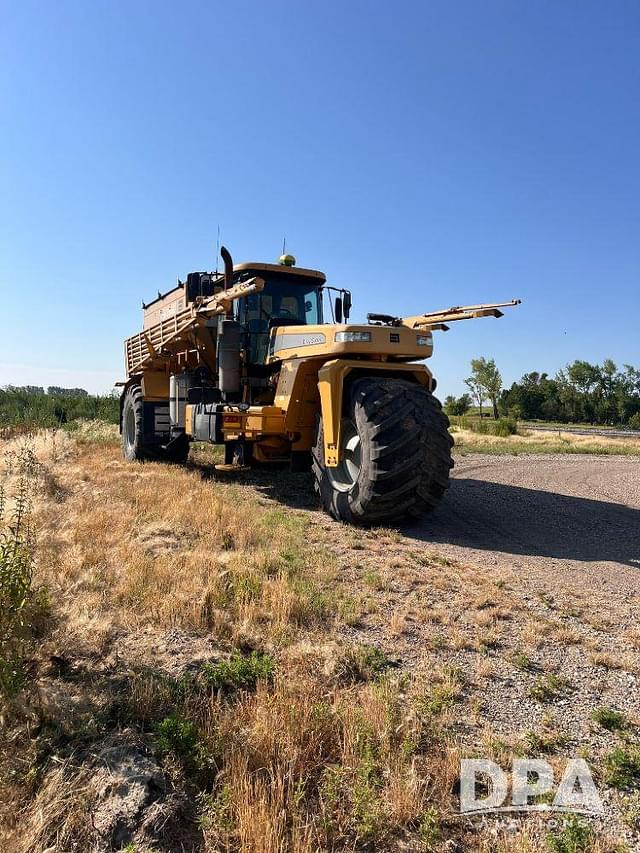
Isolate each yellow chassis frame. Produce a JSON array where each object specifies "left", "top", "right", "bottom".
[
  {"left": 185, "top": 359, "right": 432, "bottom": 467},
  {"left": 317, "top": 359, "right": 432, "bottom": 466}
]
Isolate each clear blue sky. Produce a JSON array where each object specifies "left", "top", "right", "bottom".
[{"left": 1, "top": 0, "right": 638, "bottom": 397}]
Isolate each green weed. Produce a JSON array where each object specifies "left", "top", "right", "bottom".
[
  {"left": 0, "top": 476, "right": 35, "bottom": 696},
  {"left": 201, "top": 651, "right": 276, "bottom": 693},
  {"left": 156, "top": 713, "right": 199, "bottom": 758},
  {"left": 155, "top": 713, "right": 215, "bottom": 781},
  {"left": 523, "top": 728, "right": 567, "bottom": 754},
  {"left": 591, "top": 707, "right": 628, "bottom": 732},
  {"left": 512, "top": 651, "right": 534, "bottom": 671},
  {"left": 418, "top": 807, "right": 441, "bottom": 848},
  {"left": 340, "top": 643, "right": 393, "bottom": 683},
  {"left": 528, "top": 674, "right": 571, "bottom": 703},
  {"left": 603, "top": 746, "right": 640, "bottom": 789},
  {"left": 546, "top": 814, "right": 594, "bottom": 853}
]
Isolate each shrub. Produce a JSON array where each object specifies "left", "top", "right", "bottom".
[
  {"left": 629, "top": 412, "right": 640, "bottom": 430},
  {"left": 492, "top": 417, "right": 518, "bottom": 437},
  {"left": 156, "top": 713, "right": 199, "bottom": 758},
  {"left": 201, "top": 651, "right": 276, "bottom": 693},
  {"left": 462, "top": 417, "right": 519, "bottom": 437}
]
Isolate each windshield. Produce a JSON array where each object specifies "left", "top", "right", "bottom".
[{"left": 239, "top": 276, "right": 323, "bottom": 363}]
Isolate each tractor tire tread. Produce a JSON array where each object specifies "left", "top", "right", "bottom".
[{"left": 312, "top": 377, "right": 454, "bottom": 525}]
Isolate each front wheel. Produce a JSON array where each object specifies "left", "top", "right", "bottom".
[{"left": 312, "top": 377, "right": 453, "bottom": 525}]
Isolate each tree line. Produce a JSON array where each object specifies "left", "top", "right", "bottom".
[
  {"left": 444, "top": 358, "right": 640, "bottom": 429},
  {"left": 0, "top": 386, "right": 119, "bottom": 430},
  {"left": 7, "top": 385, "right": 90, "bottom": 398}
]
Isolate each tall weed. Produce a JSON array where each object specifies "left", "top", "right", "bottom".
[{"left": 0, "top": 476, "right": 35, "bottom": 696}]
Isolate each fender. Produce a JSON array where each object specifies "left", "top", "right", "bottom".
[{"left": 317, "top": 359, "right": 432, "bottom": 467}]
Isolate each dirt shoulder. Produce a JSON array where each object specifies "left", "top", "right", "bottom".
[{"left": 411, "top": 452, "right": 640, "bottom": 605}]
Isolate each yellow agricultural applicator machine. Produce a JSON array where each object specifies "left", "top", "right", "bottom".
[{"left": 119, "top": 248, "right": 519, "bottom": 524}]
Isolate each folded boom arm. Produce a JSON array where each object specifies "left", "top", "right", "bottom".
[{"left": 403, "top": 299, "right": 521, "bottom": 331}]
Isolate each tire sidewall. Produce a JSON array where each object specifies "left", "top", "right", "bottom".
[
  {"left": 312, "top": 418, "right": 352, "bottom": 523},
  {"left": 122, "top": 387, "right": 144, "bottom": 462},
  {"left": 312, "top": 390, "right": 367, "bottom": 523}
]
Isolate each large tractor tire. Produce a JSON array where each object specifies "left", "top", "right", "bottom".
[
  {"left": 312, "top": 377, "right": 453, "bottom": 525},
  {"left": 122, "top": 384, "right": 147, "bottom": 461},
  {"left": 121, "top": 384, "right": 190, "bottom": 464}
]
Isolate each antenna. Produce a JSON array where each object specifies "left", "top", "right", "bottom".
[
  {"left": 215, "top": 224, "right": 221, "bottom": 274},
  {"left": 282, "top": 236, "right": 286, "bottom": 256}
]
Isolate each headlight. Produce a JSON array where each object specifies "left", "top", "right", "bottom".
[
  {"left": 416, "top": 333, "right": 432, "bottom": 347},
  {"left": 335, "top": 331, "right": 372, "bottom": 343}
]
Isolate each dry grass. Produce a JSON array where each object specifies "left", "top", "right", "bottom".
[
  {"left": 201, "top": 675, "right": 434, "bottom": 850},
  {"left": 1, "top": 426, "right": 636, "bottom": 852},
  {"left": 589, "top": 651, "right": 638, "bottom": 673},
  {"left": 623, "top": 626, "right": 640, "bottom": 650},
  {"left": 33, "top": 444, "right": 336, "bottom": 645},
  {"left": 451, "top": 426, "right": 640, "bottom": 456},
  {"left": 0, "top": 431, "right": 466, "bottom": 852},
  {"left": 473, "top": 655, "right": 494, "bottom": 681}
]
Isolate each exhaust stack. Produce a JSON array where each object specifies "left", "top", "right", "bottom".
[
  {"left": 220, "top": 245, "right": 234, "bottom": 319},
  {"left": 220, "top": 246, "right": 233, "bottom": 291}
]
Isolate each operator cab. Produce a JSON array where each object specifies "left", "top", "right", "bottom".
[{"left": 233, "top": 261, "right": 326, "bottom": 365}]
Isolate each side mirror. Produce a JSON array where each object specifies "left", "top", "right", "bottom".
[
  {"left": 343, "top": 291, "right": 352, "bottom": 321},
  {"left": 334, "top": 296, "right": 343, "bottom": 324}
]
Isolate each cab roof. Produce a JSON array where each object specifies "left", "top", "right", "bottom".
[
  {"left": 144, "top": 262, "right": 327, "bottom": 310},
  {"left": 234, "top": 262, "right": 326, "bottom": 284}
]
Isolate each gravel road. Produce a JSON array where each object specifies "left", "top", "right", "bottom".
[{"left": 404, "top": 453, "right": 640, "bottom": 603}]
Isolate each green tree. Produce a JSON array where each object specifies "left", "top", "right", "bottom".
[
  {"left": 502, "top": 372, "right": 561, "bottom": 421},
  {"left": 566, "top": 360, "right": 600, "bottom": 396},
  {"left": 464, "top": 377, "right": 485, "bottom": 418},
  {"left": 468, "top": 358, "right": 503, "bottom": 419},
  {"left": 619, "top": 365, "right": 640, "bottom": 423},
  {"left": 501, "top": 359, "right": 640, "bottom": 426},
  {"left": 444, "top": 394, "right": 471, "bottom": 416}
]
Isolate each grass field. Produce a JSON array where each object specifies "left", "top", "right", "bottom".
[
  {"left": 1, "top": 426, "right": 639, "bottom": 852},
  {"left": 520, "top": 419, "right": 637, "bottom": 432},
  {"left": 451, "top": 426, "right": 640, "bottom": 456}
]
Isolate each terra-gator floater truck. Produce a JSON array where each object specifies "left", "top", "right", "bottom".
[{"left": 119, "top": 247, "right": 519, "bottom": 524}]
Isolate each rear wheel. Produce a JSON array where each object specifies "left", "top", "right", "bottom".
[
  {"left": 312, "top": 377, "right": 453, "bottom": 524},
  {"left": 122, "top": 384, "right": 190, "bottom": 464},
  {"left": 122, "top": 384, "right": 147, "bottom": 461}
]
